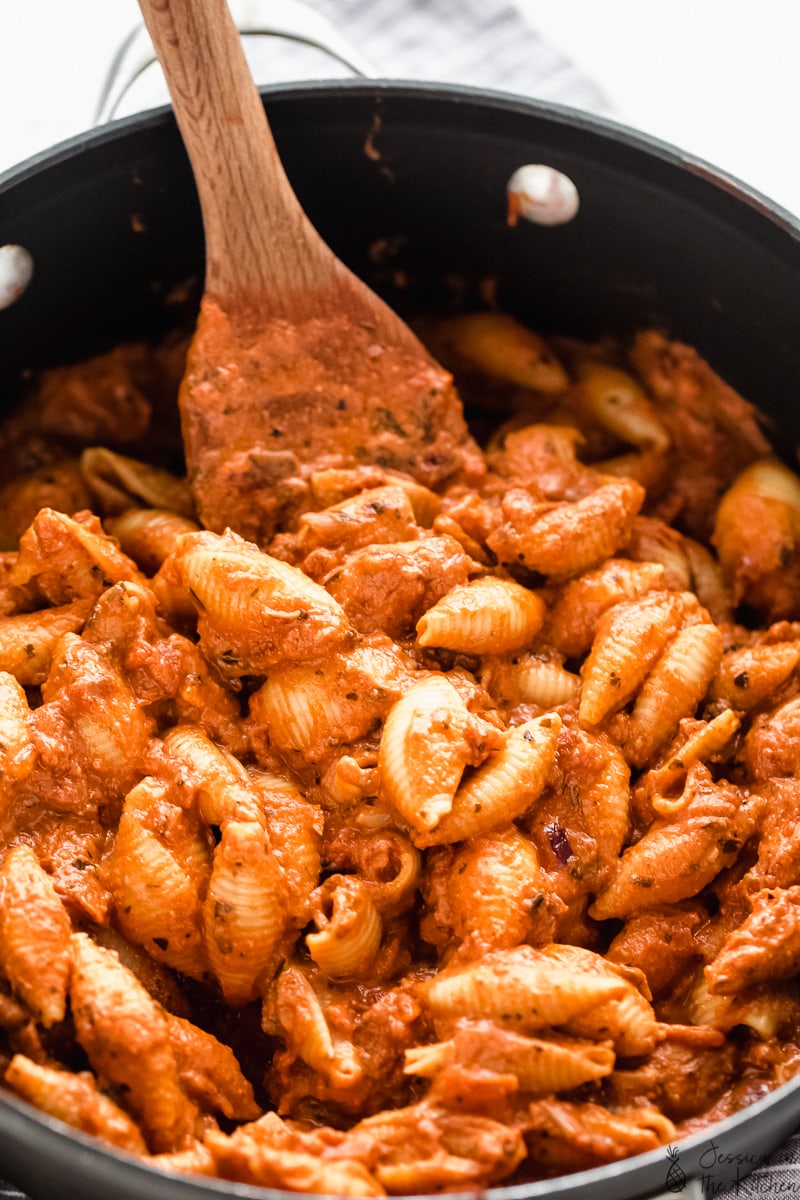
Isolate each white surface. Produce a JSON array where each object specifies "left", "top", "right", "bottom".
[
  {"left": 518, "top": 0, "right": 800, "bottom": 218},
  {"left": 0, "top": 0, "right": 798, "bottom": 220}
]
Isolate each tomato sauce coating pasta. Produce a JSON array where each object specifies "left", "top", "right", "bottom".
[{"left": 0, "top": 315, "right": 798, "bottom": 1194}]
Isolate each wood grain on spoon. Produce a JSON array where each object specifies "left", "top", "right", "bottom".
[{"left": 137, "top": 0, "right": 481, "bottom": 545}]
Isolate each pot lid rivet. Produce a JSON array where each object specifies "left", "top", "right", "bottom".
[
  {"left": 507, "top": 165, "right": 580, "bottom": 227},
  {"left": 0, "top": 245, "right": 34, "bottom": 311}
]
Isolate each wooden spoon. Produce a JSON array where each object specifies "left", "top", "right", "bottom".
[{"left": 137, "top": 0, "right": 480, "bottom": 545}]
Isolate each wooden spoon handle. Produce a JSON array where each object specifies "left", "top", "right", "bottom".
[{"left": 137, "top": 0, "right": 342, "bottom": 311}]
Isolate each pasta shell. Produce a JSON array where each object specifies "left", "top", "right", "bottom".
[
  {"left": 164, "top": 724, "right": 261, "bottom": 825},
  {"left": 687, "top": 975, "right": 798, "bottom": 1040},
  {"left": 516, "top": 656, "right": 581, "bottom": 708},
  {"left": 564, "top": 983, "right": 659, "bottom": 1057},
  {"left": 248, "top": 640, "right": 409, "bottom": 761},
  {"left": 405, "top": 1024, "right": 614, "bottom": 1093},
  {"left": 107, "top": 507, "right": 201, "bottom": 574},
  {"left": 5, "top": 1055, "right": 147, "bottom": 1154},
  {"left": 299, "top": 485, "right": 418, "bottom": 552},
  {"left": 306, "top": 876, "right": 383, "bottom": 980},
  {"left": 709, "top": 642, "right": 800, "bottom": 711},
  {"left": 683, "top": 537, "right": 733, "bottom": 624},
  {"left": 526, "top": 1098, "right": 674, "bottom": 1165},
  {"left": 417, "top": 713, "right": 561, "bottom": 848},
  {"left": 70, "top": 933, "right": 197, "bottom": 1153},
  {"left": 379, "top": 675, "right": 501, "bottom": 834},
  {"left": 0, "top": 845, "right": 71, "bottom": 1026},
  {"left": 419, "top": 945, "right": 627, "bottom": 1033},
  {"left": 577, "top": 361, "right": 670, "bottom": 451},
  {"left": 80, "top": 446, "right": 194, "bottom": 517},
  {"left": 10, "top": 508, "right": 144, "bottom": 604},
  {"left": 546, "top": 559, "right": 665, "bottom": 659},
  {"left": 423, "top": 312, "right": 569, "bottom": 393},
  {"left": 430, "top": 828, "right": 553, "bottom": 955},
  {"left": 579, "top": 592, "right": 685, "bottom": 727},
  {"left": 590, "top": 768, "right": 749, "bottom": 920},
  {"left": 105, "top": 778, "right": 209, "bottom": 979},
  {"left": 488, "top": 477, "right": 646, "bottom": 581},
  {"left": 417, "top": 577, "right": 544, "bottom": 655},
  {"left": 165, "top": 1011, "right": 260, "bottom": 1120},
  {"left": 165, "top": 529, "right": 352, "bottom": 676},
  {"left": 273, "top": 965, "right": 362, "bottom": 1088},
  {"left": 0, "top": 671, "right": 33, "bottom": 799},
  {"left": 360, "top": 832, "right": 421, "bottom": 919},
  {"left": 643, "top": 710, "right": 741, "bottom": 814},
  {"left": 203, "top": 819, "right": 288, "bottom": 1005},
  {"left": 625, "top": 623, "right": 724, "bottom": 768},
  {"left": 248, "top": 770, "right": 322, "bottom": 918},
  {"left": 0, "top": 600, "right": 93, "bottom": 687},
  {"left": 403, "top": 1040, "right": 454, "bottom": 1077},
  {"left": 712, "top": 458, "right": 800, "bottom": 614},
  {"left": 623, "top": 517, "right": 691, "bottom": 591}
]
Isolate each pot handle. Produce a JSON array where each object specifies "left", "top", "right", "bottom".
[{"left": 94, "top": 0, "right": 378, "bottom": 125}]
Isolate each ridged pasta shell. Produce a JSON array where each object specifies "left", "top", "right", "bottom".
[
  {"left": 545, "top": 559, "right": 665, "bottom": 659},
  {"left": 683, "top": 537, "right": 733, "bottom": 624},
  {"left": 248, "top": 770, "right": 322, "bottom": 917},
  {"left": 379, "top": 675, "right": 497, "bottom": 833},
  {"left": 419, "top": 945, "right": 627, "bottom": 1032},
  {"left": 579, "top": 593, "right": 684, "bottom": 727},
  {"left": 687, "top": 975, "right": 798, "bottom": 1040},
  {"left": 203, "top": 820, "right": 288, "bottom": 1005},
  {"left": 417, "top": 712, "right": 561, "bottom": 848},
  {"left": 274, "top": 966, "right": 362, "bottom": 1088},
  {"left": 403, "top": 1040, "right": 453, "bottom": 1077},
  {"left": 299, "top": 484, "right": 417, "bottom": 552},
  {"left": 0, "top": 600, "right": 92, "bottom": 687},
  {"left": 644, "top": 710, "right": 741, "bottom": 814},
  {"left": 5, "top": 1055, "right": 147, "bottom": 1154},
  {"left": 106, "top": 778, "right": 209, "bottom": 979},
  {"left": 307, "top": 876, "right": 383, "bottom": 980},
  {"left": 624, "top": 517, "right": 691, "bottom": 590},
  {"left": 577, "top": 362, "right": 670, "bottom": 451},
  {"left": 107, "top": 508, "right": 200, "bottom": 574},
  {"left": 0, "top": 845, "right": 71, "bottom": 1026},
  {"left": 713, "top": 458, "right": 800, "bottom": 606},
  {"left": 516, "top": 657, "right": 581, "bottom": 708},
  {"left": 424, "top": 312, "right": 569, "bottom": 393},
  {"left": 249, "top": 641, "right": 408, "bottom": 760},
  {"left": 80, "top": 447, "right": 195, "bottom": 518},
  {"left": 488, "top": 477, "right": 645, "bottom": 580},
  {"left": 406, "top": 1026, "right": 614, "bottom": 1094},
  {"left": 709, "top": 642, "right": 800, "bottom": 711},
  {"left": 438, "top": 828, "right": 551, "bottom": 953},
  {"left": 167, "top": 529, "right": 352, "bottom": 675},
  {"left": 70, "top": 933, "right": 197, "bottom": 1152},
  {"left": 417, "top": 577, "right": 545, "bottom": 655},
  {"left": 565, "top": 982, "right": 658, "bottom": 1057},
  {"left": 164, "top": 724, "right": 260, "bottom": 825},
  {"left": 0, "top": 671, "right": 33, "bottom": 797},
  {"left": 625, "top": 623, "right": 724, "bottom": 768},
  {"left": 10, "top": 508, "right": 144, "bottom": 604},
  {"left": 362, "top": 833, "right": 421, "bottom": 919}
]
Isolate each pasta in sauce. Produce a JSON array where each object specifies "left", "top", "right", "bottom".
[{"left": 0, "top": 312, "right": 799, "bottom": 1194}]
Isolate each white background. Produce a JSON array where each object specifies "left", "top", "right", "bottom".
[{"left": 1, "top": 1, "right": 798, "bottom": 219}]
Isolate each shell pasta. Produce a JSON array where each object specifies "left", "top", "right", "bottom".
[{"left": 0, "top": 314, "right": 799, "bottom": 1194}]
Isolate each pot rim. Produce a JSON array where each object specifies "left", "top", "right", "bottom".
[{"left": 1, "top": 77, "right": 799, "bottom": 243}]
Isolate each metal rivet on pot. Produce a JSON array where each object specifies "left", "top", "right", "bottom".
[
  {"left": 506, "top": 165, "right": 580, "bottom": 227},
  {"left": 0, "top": 245, "right": 34, "bottom": 311}
]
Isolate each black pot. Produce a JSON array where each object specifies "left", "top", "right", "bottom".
[{"left": 1, "top": 81, "right": 800, "bottom": 1200}]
